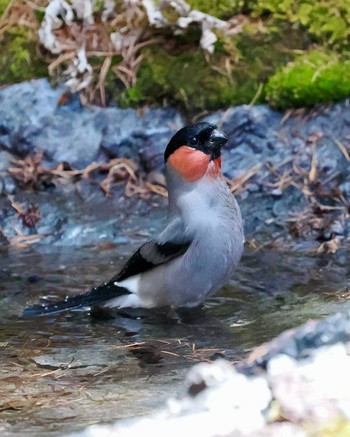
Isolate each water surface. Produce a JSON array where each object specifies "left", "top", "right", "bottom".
[{"left": 0, "top": 245, "right": 349, "bottom": 436}]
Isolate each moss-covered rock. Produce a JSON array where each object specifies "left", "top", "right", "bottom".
[{"left": 265, "top": 50, "right": 350, "bottom": 108}]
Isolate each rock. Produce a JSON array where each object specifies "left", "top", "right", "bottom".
[
  {"left": 0, "top": 79, "right": 183, "bottom": 170},
  {"left": 242, "top": 311, "right": 350, "bottom": 372},
  {"left": 33, "top": 346, "right": 125, "bottom": 371},
  {"left": 100, "top": 107, "right": 182, "bottom": 171},
  {"left": 1, "top": 79, "right": 350, "bottom": 246},
  {"left": 205, "top": 105, "right": 285, "bottom": 179},
  {"left": 0, "top": 150, "right": 12, "bottom": 172},
  {"left": 267, "top": 344, "right": 350, "bottom": 424},
  {"left": 0, "top": 80, "right": 102, "bottom": 167}
]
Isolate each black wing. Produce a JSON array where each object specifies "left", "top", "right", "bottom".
[{"left": 115, "top": 240, "right": 191, "bottom": 282}]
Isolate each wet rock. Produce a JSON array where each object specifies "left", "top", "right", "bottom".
[
  {"left": 3, "top": 175, "right": 16, "bottom": 195},
  {"left": 0, "top": 187, "right": 166, "bottom": 247},
  {"left": 207, "top": 104, "right": 350, "bottom": 244},
  {"left": 0, "top": 80, "right": 62, "bottom": 142},
  {"left": 339, "top": 180, "right": 350, "bottom": 197}
]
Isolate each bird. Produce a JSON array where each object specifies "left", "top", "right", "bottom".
[{"left": 23, "top": 122, "right": 244, "bottom": 317}]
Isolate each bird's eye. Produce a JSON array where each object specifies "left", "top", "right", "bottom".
[{"left": 189, "top": 136, "right": 198, "bottom": 146}]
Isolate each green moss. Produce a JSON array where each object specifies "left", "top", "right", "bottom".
[
  {"left": 265, "top": 50, "right": 350, "bottom": 108},
  {"left": 33, "top": 8, "right": 46, "bottom": 23},
  {"left": 117, "top": 47, "right": 259, "bottom": 113},
  {"left": 0, "top": 0, "right": 9, "bottom": 15},
  {"left": 249, "top": 0, "right": 350, "bottom": 48},
  {"left": 116, "top": 20, "right": 309, "bottom": 113},
  {"left": 116, "top": 0, "right": 350, "bottom": 111},
  {"left": 187, "top": 0, "right": 243, "bottom": 17},
  {"left": 0, "top": 27, "right": 48, "bottom": 85}
]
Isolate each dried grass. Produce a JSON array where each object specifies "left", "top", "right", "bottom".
[{"left": 7, "top": 151, "right": 164, "bottom": 198}]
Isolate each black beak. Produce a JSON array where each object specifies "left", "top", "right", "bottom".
[
  {"left": 208, "top": 129, "right": 228, "bottom": 159},
  {"left": 210, "top": 129, "right": 228, "bottom": 147}
]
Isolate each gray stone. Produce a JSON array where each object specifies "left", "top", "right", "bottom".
[{"left": 0, "top": 79, "right": 183, "bottom": 170}]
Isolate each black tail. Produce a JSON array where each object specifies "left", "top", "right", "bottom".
[{"left": 23, "top": 282, "right": 130, "bottom": 317}]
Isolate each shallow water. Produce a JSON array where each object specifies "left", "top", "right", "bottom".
[{"left": 1, "top": 244, "right": 349, "bottom": 436}]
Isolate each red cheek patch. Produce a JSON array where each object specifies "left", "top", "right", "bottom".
[{"left": 168, "top": 146, "right": 210, "bottom": 182}]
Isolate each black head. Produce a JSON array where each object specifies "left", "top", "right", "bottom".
[{"left": 164, "top": 122, "right": 228, "bottom": 163}]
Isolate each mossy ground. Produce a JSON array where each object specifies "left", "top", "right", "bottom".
[
  {"left": 1, "top": 0, "right": 350, "bottom": 111},
  {"left": 118, "top": 23, "right": 308, "bottom": 113},
  {"left": 118, "top": 0, "right": 350, "bottom": 111}
]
